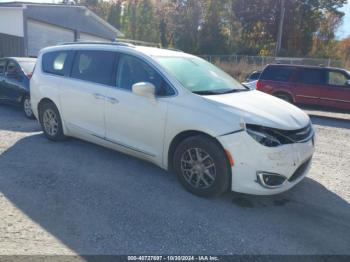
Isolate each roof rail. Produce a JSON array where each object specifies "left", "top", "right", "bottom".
[
  {"left": 57, "top": 40, "right": 184, "bottom": 53},
  {"left": 58, "top": 41, "right": 135, "bottom": 47},
  {"left": 164, "top": 47, "right": 184, "bottom": 52},
  {"left": 115, "top": 38, "right": 160, "bottom": 47}
]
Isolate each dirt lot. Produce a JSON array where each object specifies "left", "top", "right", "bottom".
[{"left": 0, "top": 105, "right": 349, "bottom": 255}]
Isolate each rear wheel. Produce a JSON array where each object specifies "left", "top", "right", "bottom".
[
  {"left": 274, "top": 93, "right": 293, "bottom": 104},
  {"left": 173, "top": 135, "right": 231, "bottom": 197},
  {"left": 39, "top": 102, "right": 66, "bottom": 141},
  {"left": 23, "top": 95, "right": 35, "bottom": 119}
]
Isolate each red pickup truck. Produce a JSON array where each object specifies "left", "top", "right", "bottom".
[{"left": 257, "top": 64, "right": 350, "bottom": 111}]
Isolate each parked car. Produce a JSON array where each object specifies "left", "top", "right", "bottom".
[
  {"left": 0, "top": 57, "right": 37, "bottom": 118},
  {"left": 242, "top": 70, "right": 261, "bottom": 89},
  {"left": 30, "top": 43, "right": 314, "bottom": 197},
  {"left": 257, "top": 64, "right": 350, "bottom": 110}
]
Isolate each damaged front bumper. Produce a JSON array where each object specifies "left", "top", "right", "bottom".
[{"left": 218, "top": 130, "right": 315, "bottom": 195}]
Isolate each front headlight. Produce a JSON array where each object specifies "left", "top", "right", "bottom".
[
  {"left": 246, "top": 127, "right": 282, "bottom": 147},
  {"left": 245, "top": 123, "right": 312, "bottom": 147}
]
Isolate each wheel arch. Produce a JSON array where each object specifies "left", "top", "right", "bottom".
[
  {"left": 38, "top": 97, "right": 57, "bottom": 114},
  {"left": 167, "top": 130, "right": 228, "bottom": 172},
  {"left": 272, "top": 90, "right": 295, "bottom": 103},
  {"left": 37, "top": 97, "right": 67, "bottom": 135}
]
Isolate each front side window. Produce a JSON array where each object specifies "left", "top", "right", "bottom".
[
  {"left": 261, "top": 66, "right": 295, "bottom": 82},
  {"left": 42, "top": 51, "right": 69, "bottom": 76},
  {"left": 155, "top": 56, "right": 247, "bottom": 95},
  {"left": 299, "top": 68, "right": 327, "bottom": 85},
  {"left": 328, "top": 71, "right": 349, "bottom": 87},
  {"left": 117, "top": 54, "right": 174, "bottom": 96},
  {"left": 71, "top": 50, "right": 116, "bottom": 86}
]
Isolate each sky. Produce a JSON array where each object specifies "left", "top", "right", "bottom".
[
  {"left": 337, "top": 2, "right": 350, "bottom": 39},
  {"left": 0, "top": 0, "right": 349, "bottom": 39}
]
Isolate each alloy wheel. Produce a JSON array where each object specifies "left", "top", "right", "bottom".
[
  {"left": 24, "top": 97, "right": 33, "bottom": 117},
  {"left": 43, "top": 109, "right": 59, "bottom": 136},
  {"left": 180, "top": 147, "right": 216, "bottom": 189}
]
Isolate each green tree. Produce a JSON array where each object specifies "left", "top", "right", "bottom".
[
  {"left": 232, "top": 0, "right": 347, "bottom": 56},
  {"left": 135, "top": 0, "right": 159, "bottom": 42},
  {"left": 107, "top": 0, "right": 122, "bottom": 30},
  {"left": 122, "top": 0, "right": 137, "bottom": 40},
  {"left": 198, "top": 0, "right": 229, "bottom": 54},
  {"left": 163, "top": 0, "right": 203, "bottom": 53}
]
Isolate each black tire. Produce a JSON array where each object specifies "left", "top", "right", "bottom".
[
  {"left": 274, "top": 93, "right": 293, "bottom": 104},
  {"left": 39, "top": 102, "right": 66, "bottom": 141},
  {"left": 173, "top": 135, "right": 231, "bottom": 197},
  {"left": 22, "top": 95, "right": 35, "bottom": 119}
]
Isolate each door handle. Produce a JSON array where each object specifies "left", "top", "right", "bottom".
[
  {"left": 106, "top": 97, "right": 119, "bottom": 104},
  {"left": 93, "top": 93, "right": 105, "bottom": 100}
]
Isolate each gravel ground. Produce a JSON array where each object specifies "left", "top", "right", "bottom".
[{"left": 0, "top": 104, "right": 349, "bottom": 255}]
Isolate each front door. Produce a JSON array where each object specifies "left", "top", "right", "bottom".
[
  {"left": 324, "top": 70, "right": 350, "bottom": 110},
  {"left": 294, "top": 67, "right": 328, "bottom": 106},
  {"left": 105, "top": 54, "right": 174, "bottom": 162}
]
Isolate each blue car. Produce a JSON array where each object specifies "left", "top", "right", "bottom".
[{"left": 0, "top": 57, "right": 37, "bottom": 118}]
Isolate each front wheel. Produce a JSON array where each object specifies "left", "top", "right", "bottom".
[
  {"left": 173, "top": 136, "right": 231, "bottom": 197},
  {"left": 23, "top": 95, "right": 35, "bottom": 119}
]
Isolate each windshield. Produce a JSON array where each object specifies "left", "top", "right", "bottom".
[
  {"left": 155, "top": 56, "right": 248, "bottom": 95},
  {"left": 18, "top": 61, "right": 36, "bottom": 75}
]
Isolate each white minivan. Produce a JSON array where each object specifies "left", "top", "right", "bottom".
[{"left": 30, "top": 42, "right": 315, "bottom": 197}]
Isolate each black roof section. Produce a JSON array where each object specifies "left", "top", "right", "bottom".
[{"left": 265, "top": 63, "right": 347, "bottom": 71}]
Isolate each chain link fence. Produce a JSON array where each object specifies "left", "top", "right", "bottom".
[
  {"left": 200, "top": 55, "right": 344, "bottom": 81},
  {"left": 200, "top": 55, "right": 344, "bottom": 68}
]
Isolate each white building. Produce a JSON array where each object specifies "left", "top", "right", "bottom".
[{"left": 0, "top": 2, "right": 123, "bottom": 57}]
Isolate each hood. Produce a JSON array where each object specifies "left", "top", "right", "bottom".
[{"left": 203, "top": 90, "right": 310, "bottom": 130}]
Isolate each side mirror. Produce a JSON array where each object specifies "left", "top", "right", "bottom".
[
  {"left": 346, "top": 80, "right": 350, "bottom": 86},
  {"left": 132, "top": 82, "right": 156, "bottom": 99}
]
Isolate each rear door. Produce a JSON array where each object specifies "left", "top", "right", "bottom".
[
  {"left": 294, "top": 67, "right": 328, "bottom": 106},
  {"left": 60, "top": 50, "right": 117, "bottom": 138},
  {"left": 324, "top": 69, "right": 350, "bottom": 110}
]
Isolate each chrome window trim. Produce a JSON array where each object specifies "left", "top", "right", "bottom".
[{"left": 40, "top": 48, "right": 179, "bottom": 98}]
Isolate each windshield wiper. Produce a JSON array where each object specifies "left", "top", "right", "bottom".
[
  {"left": 217, "top": 89, "right": 250, "bottom": 94},
  {"left": 193, "top": 89, "right": 250, "bottom": 96},
  {"left": 192, "top": 91, "right": 220, "bottom": 95}
]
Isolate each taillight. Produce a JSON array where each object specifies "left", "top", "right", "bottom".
[
  {"left": 256, "top": 80, "right": 262, "bottom": 90},
  {"left": 27, "top": 72, "right": 33, "bottom": 79}
]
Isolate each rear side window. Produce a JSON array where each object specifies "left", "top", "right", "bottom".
[
  {"left": 0, "top": 60, "right": 6, "bottom": 74},
  {"left": 260, "top": 66, "right": 295, "bottom": 82},
  {"left": 71, "top": 50, "right": 116, "bottom": 86},
  {"left": 42, "top": 51, "right": 69, "bottom": 76},
  {"left": 328, "top": 71, "right": 349, "bottom": 86},
  {"left": 299, "top": 68, "right": 326, "bottom": 85},
  {"left": 19, "top": 61, "right": 36, "bottom": 75}
]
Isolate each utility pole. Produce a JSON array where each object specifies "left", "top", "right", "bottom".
[{"left": 275, "top": 0, "right": 285, "bottom": 57}]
